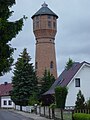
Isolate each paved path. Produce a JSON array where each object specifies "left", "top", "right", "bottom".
[{"left": 10, "top": 109, "right": 54, "bottom": 120}]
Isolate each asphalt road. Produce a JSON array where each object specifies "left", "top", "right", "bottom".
[{"left": 0, "top": 109, "right": 32, "bottom": 120}]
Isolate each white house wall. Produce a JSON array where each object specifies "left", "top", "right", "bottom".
[
  {"left": 66, "top": 64, "right": 90, "bottom": 107},
  {"left": 1, "top": 96, "right": 14, "bottom": 108}
]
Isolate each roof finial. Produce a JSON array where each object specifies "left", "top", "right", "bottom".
[{"left": 42, "top": 2, "right": 48, "bottom": 7}]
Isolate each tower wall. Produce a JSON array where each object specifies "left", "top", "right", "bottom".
[{"left": 35, "top": 37, "right": 57, "bottom": 78}]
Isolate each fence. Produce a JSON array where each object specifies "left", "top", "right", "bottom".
[
  {"left": 15, "top": 105, "right": 34, "bottom": 113},
  {"left": 73, "top": 108, "right": 90, "bottom": 114},
  {"left": 14, "top": 105, "right": 90, "bottom": 120}
]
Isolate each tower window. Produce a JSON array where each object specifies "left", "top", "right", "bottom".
[
  {"left": 53, "top": 16, "right": 56, "bottom": 20},
  {"left": 48, "top": 21, "right": 52, "bottom": 28},
  {"left": 75, "top": 78, "right": 80, "bottom": 87},
  {"left": 36, "top": 21, "right": 39, "bottom": 28},
  {"left": 35, "top": 62, "right": 38, "bottom": 69},
  {"left": 53, "top": 22, "right": 56, "bottom": 28},
  {"left": 50, "top": 61, "right": 53, "bottom": 68},
  {"left": 36, "top": 16, "right": 39, "bottom": 20},
  {"left": 33, "top": 22, "right": 35, "bottom": 29},
  {"left": 48, "top": 15, "right": 51, "bottom": 19}
]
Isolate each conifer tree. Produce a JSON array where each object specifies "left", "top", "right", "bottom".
[
  {"left": 40, "top": 69, "right": 55, "bottom": 95},
  {"left": 75, "top": 90, "right": 85, "bottom": 109},
  {"left": 0, "top": 0, "right": 24, "bottom": 76},
  {"left": 65, "top": 58, "right": 74, "bottom": 70},
  {"left": 11, "top": 48, "right": 38, "bottom": 106},
  {"left": 40, "top": 70, "right": 55, "bottom": 106}
]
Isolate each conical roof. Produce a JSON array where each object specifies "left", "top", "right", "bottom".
[{"left": 32, "top": 2, "right": 58, "bottom": 19}]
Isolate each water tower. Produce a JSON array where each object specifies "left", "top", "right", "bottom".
[{"left": 32, "top": 2, "right": 58, "bottom": 80}]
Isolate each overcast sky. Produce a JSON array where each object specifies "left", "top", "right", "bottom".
[{"left": 0, "top": 0, "right": 90, "bottom": 83}]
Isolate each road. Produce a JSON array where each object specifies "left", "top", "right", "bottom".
[{"left": 0, "top": 109, "right": 32, "bottom": 120}]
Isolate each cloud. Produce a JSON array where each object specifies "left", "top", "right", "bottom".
[{"left": 1, "top": 0, "right": 90, "bottom": 83}]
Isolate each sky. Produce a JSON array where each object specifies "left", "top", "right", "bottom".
[{"left": 0, "top": 0, "right": 90, "bottom": 83}]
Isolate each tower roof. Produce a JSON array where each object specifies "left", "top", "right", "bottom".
[{"left": 32, "top": 2, "right": 58, "bottom": 19}]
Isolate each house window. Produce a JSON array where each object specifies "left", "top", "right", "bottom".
[
  {"left": 48, "top": 21, "right": 52, "bottom": 28},
  {"left": 3, "top": 100, "right": 7, "bottom": 105},
  {"left": 50, "top": 61, "right": 53, "bottom": 68},
  {"left": 8, "top": 100, "right": 12, "bottom": 105},
  {"left": 75, "top": 78, "right": 80, "bottom": 87}
]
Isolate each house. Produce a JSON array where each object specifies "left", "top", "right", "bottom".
[
  {"left": 44, "top": 61, "right": 90, "bottom": 107},
  {"left": 0, "top": 82, "right": 14, "bottom": 108}
]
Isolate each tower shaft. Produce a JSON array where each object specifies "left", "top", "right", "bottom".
[{"left": 35, "top": 37, "right": 57, "bottom": 78}]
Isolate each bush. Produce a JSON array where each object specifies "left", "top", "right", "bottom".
[
  {"left": 28, "top": 93, "right": 39, "bottom": 106},
  {"left": 49, "top": 103, "right": 56, "bottom": 109},
  {"left": 73, "top": 113, "right": 90, "bottom": 120}
]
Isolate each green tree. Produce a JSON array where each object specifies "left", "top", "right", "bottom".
[
  {"left": 0, "top": 0, "right": 24, "bottom": 76},
  {"left": 75, "top": 90, "right": 85, "bottom": 109},
  {"left": 55, "top": 86, "right": 68, "bottom": 120},
  {"left": 40, "top": 70, "right": 55, "bottom": 106},
  {"left": 11, "top": 48, "right": 38, "bottom": 108},
  {"left": 40, "top": 70, "right": 55, "bottom": 94},
  {"left": 55, "top": 86, "right": 68, "bottom": 109},
  {"left": 65, "top": 58, "right": 74, "bottom": 70}
]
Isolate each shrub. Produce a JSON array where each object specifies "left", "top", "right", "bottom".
[
  {"left": 73, "top": 113, "right": 90, "bottom": 120},
  {"left": 49, "top": 103, "right": 56, "bottom": 109},
  {"left": 28, "top": 93, "right": 39, "bottom": 106},
  {"left": 55, "top": 86, "right": 68, "bottom": 109}
]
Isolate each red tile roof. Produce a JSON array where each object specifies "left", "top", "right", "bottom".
[{"left": 0, "top": 83, "right": 12, "bottom": 96}]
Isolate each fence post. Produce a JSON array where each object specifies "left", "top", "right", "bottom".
[
  {"left": 52, "top": 108, "right": 55, "bottom": 119},
  {"left": 72, "top": 110, "right": 74, "bottom": 120},
  {"left": 61, "top": 108, "right": 63, "bottom": 120},
  {"left": 20, "top": 105, "right": 22, "bottom": 111},
  {"left": 49, "top": 108, "right": 51, "bottom": 119},
  {"left": 39, "top": 106, "right": 41, "bottom": 116},
  {"left": 44, "top": 106, "right": 45, "bottom": 116},
  {"left": 35, "top": 105, "right": 37, "bottom": 114}
]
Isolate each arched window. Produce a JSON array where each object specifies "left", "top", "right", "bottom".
[
  {"left": 35, "top": 62, "right": 38, "bottom": 69},
  {"left": 50, "top": 61, "right": 53, "bottom": 68}
]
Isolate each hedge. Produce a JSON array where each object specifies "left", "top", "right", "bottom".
[{"left": 73, "top": 113, "right": 90, "bottom": 120}]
